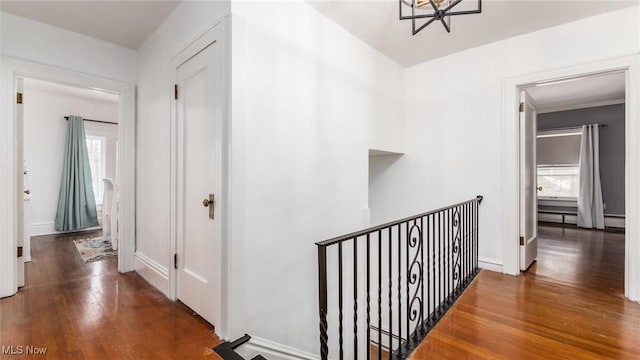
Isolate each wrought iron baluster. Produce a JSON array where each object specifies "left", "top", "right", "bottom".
[
  {"left": 366, "top": 234, "right": 371, "bottom": 360},
  {"left": 431, "top": 213, "right": 435, "bottom": 323},
  {"left": 378, "top": 230, "right": 382, "bottom": 360},
  {"left": 468, "top": 202, "right": 472, "bottom": 280},
  {"left": 407, "top": 220, "right": 423, "bottom": 341},
  {"left": 397, "top": 223, "right": 402, "bottom": 356},
  {"left": 420, "top": 216, "right": 425, "bottom": 335},
  {"left": 446, "top": 208, "right": 450, "bottom": 304},
  {"left": 475, "top": 200, "right": 479, "bottom": 271},
  {"left": 438, "top": 211, "right": 442, "bottom": 314},
  {"left": 353, "top": 238, "right": 358, "bottom": 360},
  {"left": 388, "top": 226, "right": 393, "bottom": 354},
  {"left": 452, "top": 205, "right": 460, "bottom": 295},
  {"left": 338, "top": 242, "right": 344, "bottom": 360},
  {"left": 425, "top": 215, "right": 430, "bottom": 329},
  {"left": 318, "top": 246, "right": 328, "bottom": 360},
  {"left": 405, "top": 221, "right": 410, "bottom": 343},
  {"left": 464, "top": 203, "right": 469, "bottom": 283}
]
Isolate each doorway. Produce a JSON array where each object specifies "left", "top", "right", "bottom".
[
  {"left": 501, "top": 55, "right": 640, "bottom": 301},
  {"left": 1, "top": 57, "right": 136, "bottom": 298},
  {"left": 517, "top": 72, "right": 626, "bottom": 293},
  {"left": 17, "top": 77, "right": 121, "bottom": 288},
  {"left": 169, "top": 21, "right": 228, "bottom": 333}
]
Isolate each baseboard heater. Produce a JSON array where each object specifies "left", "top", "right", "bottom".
[
  {"left": 213, "top": 334, "right": 267, "bottom": 360},
  {"left": 538, "top": 210, "right": 625, "bottom": 228}
]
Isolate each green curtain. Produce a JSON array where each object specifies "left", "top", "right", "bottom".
[{"left": 54, "top": 115, "right": 99, "bottom": 231}]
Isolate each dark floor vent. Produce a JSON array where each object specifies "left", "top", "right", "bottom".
[{"left": 213, "top": 334, "right": 267, "bottom": 360}]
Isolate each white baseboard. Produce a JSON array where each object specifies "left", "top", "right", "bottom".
[
  {"left": 605, "top": 216, "right": 625, "bottom": 228},
  {"left": 134, "top": 251, "right": 170, "bottom": 297},
  {"left": 538, "top": 213, "right": 625, "bottom": 228},
  {"left": 30, "top": 221, "right": 56, "bottom": 236},
  {"left": 236, "top": 336, "right": 319, "bottom": 360},
  {"left": 30, "top": 221, "right": 102, "bottom": 236},
  {"left": 478, "top": 257, "right": 503, "bottom": 273}
]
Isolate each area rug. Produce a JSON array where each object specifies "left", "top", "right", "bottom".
[{"left": 73, "top": 236, "right": 117, "bottom": 263}]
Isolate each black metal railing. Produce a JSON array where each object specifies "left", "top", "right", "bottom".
[{"left": 316, "top": 196, "right": 482, "bottom": 360}]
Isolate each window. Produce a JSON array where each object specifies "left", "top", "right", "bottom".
[
  {"left": 86, "top": 136, "right": 106, "bottom": 204},
  {"left": 537, "top": 129, "right": 581, "bottom": 200},
  {"left": 537, "top": 166, "right": 579, "bottom": 199}
]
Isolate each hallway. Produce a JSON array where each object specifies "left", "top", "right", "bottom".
[
  {"left": 410, "top": 224, "right": 640, "bottom": 359},
  {"left": 0, "top": 232, "right": 222, "bottom": 359}
]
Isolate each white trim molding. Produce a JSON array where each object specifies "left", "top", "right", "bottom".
[
  {"left": 0, "top": 56, "right": 136, "bottom": 298},
  {"left": 537, "top": 98, "right": 625, "bottom": 114},
  {"left": 29, "top": 221, "right": 102, "bottom": 236},
  {"left": 236, "top": 336, "right": 320, "bottom": 360},
  {"left": 135, "top": 252, "right": 170, "bottom": 297},
  {"left": 478, "top": 257, "right": 503, "bottom": 273},
  {"left": 502, "top": 55, "right": 640, "bottom": 302}
]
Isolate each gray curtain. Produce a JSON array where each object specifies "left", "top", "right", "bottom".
[
  {"left": 577, "top": 124, "right": 605, "bottom": 230},
  {"left": 54, "top": 115, "right": 99, "bottom": 231}
]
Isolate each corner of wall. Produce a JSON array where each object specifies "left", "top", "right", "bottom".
[
  {"left": 236, "top": 336, "right": 319, "bottom": 360},
  {"left": 134, "top": 251, "right": 170, "bottom": 297}
]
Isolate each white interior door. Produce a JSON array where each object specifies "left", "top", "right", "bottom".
[
  {"left": 176, "top": 40, "right": 223, "bottom": 327},
  {"left": 519, "top": 90, "right": 538, "bottom": 271}
]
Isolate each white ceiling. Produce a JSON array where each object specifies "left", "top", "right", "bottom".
[
  {"left": 1, "top": 1, "right": 636, "bottom": 63},
  {"left": 0, "top": 1, "right": 182, "bottom": 49},
  {"left": 526, "top": 72, "right": 625, "bottom": 114},
  {"left": 308, "top": 0, "right": 639, "bottom": 67}
]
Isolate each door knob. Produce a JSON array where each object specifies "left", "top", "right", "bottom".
[
  {"left": 203, "top": 194, "right": 215, "bottom": 220},
  {"left": 24, "top": 189, "right": 31, "bottom": 195},
  {"left": 537, "top": 186, "right": 543, "bottom": 192}
]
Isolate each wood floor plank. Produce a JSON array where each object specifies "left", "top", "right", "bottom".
[
  {"left": 410, "top": 224, "right": 640, "bottom": 359},
  {"left": 1, "top": 231, "right": 223, "bottom": 359}
]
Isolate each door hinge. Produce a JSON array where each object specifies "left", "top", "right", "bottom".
[
  {"left": 17, "top": 246, "right": 23, "bottom": 258},
  {"left": 519, "top": 102, "right": 524, "bottom": 112},
  {"left": 174, "top": 253, "right": 178, "bottom": 269},
  {"left": 174, "top": 84, "right": 178, "bottom": 100},
  {"left": 519, "top": 236, "right": 524, "bottom": 246},
  {"left": 16, "top": 92, "right": 23, "bottom": 104}
]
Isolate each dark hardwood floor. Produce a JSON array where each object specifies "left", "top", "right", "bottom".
[
  {"left": 410, "top": 224, "right": 640, "bottom": 359},
  {"left": 1, "top": 231, "right": 222, "bottom": 359}
]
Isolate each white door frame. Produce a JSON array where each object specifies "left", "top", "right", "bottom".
[
  {"left": 0, "top": 56, "right": 136, "bottom": 298},
  {"left": 168, "top": 17, "right": 231, "bottom": 339},
  {"left": 502, "top": 55, "right": 640, "bottom": 301}
]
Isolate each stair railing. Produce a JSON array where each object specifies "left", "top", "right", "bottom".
[{"left": 316, "top": 196, "right": 483, "bottom": 360}]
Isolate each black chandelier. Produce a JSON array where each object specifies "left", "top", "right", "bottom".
[{"left": 399, "top": 0, "right": 482, "bottom": 35}]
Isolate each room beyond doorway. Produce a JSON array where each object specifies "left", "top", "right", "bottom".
[
  {"left": 502, "top": 55, "right": 640, "bottom": 301},
  {"left": 521, "top": 71, "right": 626, "bottom": 296}
]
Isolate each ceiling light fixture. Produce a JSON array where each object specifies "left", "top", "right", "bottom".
[{"left": 399, "top": 0, "right": 482, "bottom": 35}]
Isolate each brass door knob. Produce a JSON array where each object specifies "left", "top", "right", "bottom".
[
  {"left": 537, "top": 186, "right": 543, "bottom": 191},
  {"left": 202, "top": 198, "right": 213, "bottom": 207}
]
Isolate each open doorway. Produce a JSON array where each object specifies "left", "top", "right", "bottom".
[
  {"left": 17, "top": 77, "right": 120, "bottom": 289},
  {"left": 519, "top": 71, "right": 626, "bottom": 294}
]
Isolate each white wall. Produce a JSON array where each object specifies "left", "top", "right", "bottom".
[
  {"left": 135, "top": 1, "right": 230, "bottom": 295},
  {"left": 370, "top": 6, "right": 640, "bottom": 268},
  {"left": 231, "top": 1, "right": 403, "bottom": 357},
  {"left": 23, "top": 78, "right": 118, "bottom": 235},
  {"left": 0, "top": 11, "right": 136, "bottom": 83}
]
